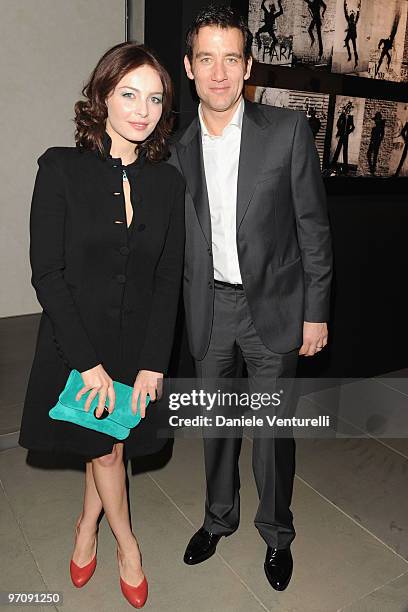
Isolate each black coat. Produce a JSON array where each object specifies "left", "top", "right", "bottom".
[{"left": 19, "top": 133, "right": 185, "bottom": 458}]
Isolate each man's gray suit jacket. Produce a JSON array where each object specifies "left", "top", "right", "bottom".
[{"left": 168, "top": 98, "right": 332, "bottom": 361}]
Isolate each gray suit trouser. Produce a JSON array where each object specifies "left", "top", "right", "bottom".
[{"left": 195, "top": 284, "right": 299, "bottom": 549}]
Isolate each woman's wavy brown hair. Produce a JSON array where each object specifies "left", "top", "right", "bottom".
[{"left": 74, "top": 42, "right": 174, "bottom": 162}]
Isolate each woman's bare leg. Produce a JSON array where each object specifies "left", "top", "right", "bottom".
[
  {"left": 72, "top": 461, "right": 102, "bottom": 566},
  {"left": 91, "top": 443, "right": 144, "bottom": 586}
]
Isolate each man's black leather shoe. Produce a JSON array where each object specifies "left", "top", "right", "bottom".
[
  {"left": 183, "top": 527, "right": 222, "bottom": 565},
  {"left": 264, "top": 546, "right": 293, "bottom": 591}
]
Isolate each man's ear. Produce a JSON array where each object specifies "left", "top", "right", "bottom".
[
  {"left": 244, "top": 56, "right": 253, "bottom": 81},
  {"left": 184, "top": 55, "right": 194, "bottom": 80}
]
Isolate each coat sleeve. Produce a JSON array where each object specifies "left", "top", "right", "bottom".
[
  {"left": 136, "top": 172, "right": 186, "bottom": 374},
  {"left": 290, "top": 112, "right": 333, "bottom": 322},
  {"left": 29, "top": 148, "right": 101, "bottom": 373}
]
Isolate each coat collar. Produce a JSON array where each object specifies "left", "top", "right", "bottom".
[{"left": 100, "top": 131, "right": 146, "bottom": 173}]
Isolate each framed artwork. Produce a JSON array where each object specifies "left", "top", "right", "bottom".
[
  {"left": 248, "top": 0, "right": 295, "bottom": 65},
  {"left": 331, "top": 0, "right": 408, "bottom": 81},
  {"left": 240, "top": 0, "right": 408, "bottom": 178},
  {"left": 292, "top": 0, "right": 337, "bottom": 68},
  {"left": 250, "top": 86, "right": 330, "bottom": 166}
]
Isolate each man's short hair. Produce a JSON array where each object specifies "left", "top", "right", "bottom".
[{"left": 185, "top": 4, "right": 253, "bottom": 63}]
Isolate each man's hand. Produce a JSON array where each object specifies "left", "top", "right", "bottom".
[
  {"left": 132, "top": 370, "right": 164, "bottom": 418},
  {"left": 299, "top": 322, "right": 328, "bottom": 357}
]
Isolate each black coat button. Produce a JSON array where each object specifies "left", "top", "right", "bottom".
[
  {"left": 138, "top": 224, "right": 146, "bottom": 232},
  {"left": 119, "top": 246, "right": 130, "bottom": 256},
  {"left": 116, "top": 274, "right": 126, "bottom": 284},
  {"left": 208, "top": 282, "right": 213, "bottom": 289}
]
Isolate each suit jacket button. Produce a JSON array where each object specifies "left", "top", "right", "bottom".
[
  {"left": 208, "top": 247, "right": 212, "bottom": 256},
  {"left": 116, "top": 274, "right": 126, "bottom": 284},
  {"left": 119, "top": 246, "right": 130, "bottom": 256},
  {"left": 208, "top": 282, "right": 213, "bottom": 289},
  {"left": 138, "top": 223, "right": 146, "bottom": 231}
]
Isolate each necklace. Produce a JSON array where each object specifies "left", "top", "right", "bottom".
[{"left": 122, "top": 168, "right": 129, "bottom": 182}]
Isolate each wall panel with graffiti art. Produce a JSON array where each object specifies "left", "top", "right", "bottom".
[
  {"left": 241, "top": 0, "right": 408, "bottom": 178},
  {"left": 247, "top": 87, "right": 408, "bottom": 177},
  {"left": 247, "top": 0, "right": 408, "bottom": 78},
  {"left": 251, "top": 87, "right": 330, "bottom": 166},
  {"left": 331, "top": 0, "right": 408, "bottom": 81}
]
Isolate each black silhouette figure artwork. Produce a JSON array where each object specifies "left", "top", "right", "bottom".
[
  {"left": 308, "top": 107, "right": 322, "bottom": 139},
  {"left": 304, "top": 0, "right": 327, "bottom": 58},
  {"left": 330, "top": 101, "right": 355, "bottom": 174},
  {"left": 375, "top": 12, "right": 400, "bottom": 78},
  {"left": 367, "top": 112, "right": 385, "bottom": 175},
  {"left": 343, "top": 0, "right": 361, "bottom": 68},
  {"left": 394, "top": 121, "right": 408, "bottom": 177},
  {"left": 255, "top": 0, "right": 284, "bottom": 52}
]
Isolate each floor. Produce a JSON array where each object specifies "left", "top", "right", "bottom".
[{"left": 1, "top": 314, "right": 408, "bottom": 612}]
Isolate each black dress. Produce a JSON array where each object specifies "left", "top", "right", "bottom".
[{"left": 19, "top": 133, "right": 185, "bottom": 459}]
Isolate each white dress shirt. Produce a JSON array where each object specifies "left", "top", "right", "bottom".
[{"left": 198, "top": 98, "right": 244, "bottom": 284}]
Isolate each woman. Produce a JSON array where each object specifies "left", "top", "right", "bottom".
[{"left": 19, "top": 42, "right": 185, "bottom": 608}]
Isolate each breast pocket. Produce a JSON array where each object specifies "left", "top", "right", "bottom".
[{"left": 256, "top": 165, "right": 285, "bottom": 184}]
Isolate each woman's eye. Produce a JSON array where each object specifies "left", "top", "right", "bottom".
[
  {"left": 122, "top": 92, "right": 134, "bottom": 98},
  {"left": 151, "top": 96, "right": 163, "bottom": 104}
]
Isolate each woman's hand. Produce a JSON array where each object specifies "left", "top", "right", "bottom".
[
  {"left": 132, "top": 370, "right": 163, "bottom": 418},
  {"left": 76, "top": 364, "right": 116, "bottom": 417}
]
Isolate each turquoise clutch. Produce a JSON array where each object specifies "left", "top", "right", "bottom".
[{"left": 49, "top": 369, "right": 149, "bottom": 440}]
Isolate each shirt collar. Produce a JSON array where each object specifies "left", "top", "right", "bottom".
[{"left": 198, "top": 97, "right": 244, "bottom": 138}]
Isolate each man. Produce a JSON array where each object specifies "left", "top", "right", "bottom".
[
  {"left": 375, "top": 13, "right": 399, "bottom": 78},
  {"left": 367, "top": 112, "right": 385, "bottom": 176},
  {"left": 168, "top": 5, "right": 332, "bottom": 592},
  {"left": 308, "top": 106, "right": 322, "bottom": 140},
  {"left": 330, "top": 101, "right": 355, "bottom": 175},
  {"left": 343, "top": 0, "right": 361, "bottom": 69},
  {"left": 255, "top": 0, "right": 284, "bottom": 51},
  {"left": 305, "top": 0, "right": 327, "bottom": 58},
  {"left": 394, "top": 121, "right": 408, "bottom": 177}
]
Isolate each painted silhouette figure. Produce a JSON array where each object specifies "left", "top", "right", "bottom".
[
  {"left": 344, "top": 0, "right": 361, "bottom": 68},
  {"left": 304, "top": 0, "right": 327, "bottom": 58},
  {"left": 255, "top": 0, "right": 284, "bottom": 51},
  {"left": 367, "top": 112, "right": 385, "bottom": 175},
  {"left": 375, "top": 13, "right": 400, "bottom": 77},
  {"left": 308, "top": 107, "right": 322, "bottom": 139},
  {"left": 330, "top": 101, "right": 355, "bottom": 174},
  {"left": 394, "top": 121, "right": 408, "bottom": 177}
]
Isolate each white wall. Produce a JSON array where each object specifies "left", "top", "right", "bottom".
[
  {"left": 129, "top": 0, "right": 145, "bottom": 42},
  {"left": 0, "top": 0, "right": 127, "bottom": 317}
]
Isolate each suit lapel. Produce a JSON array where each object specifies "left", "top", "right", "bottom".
[
  {"left": 236, "top": 100, "right": 271, "bottom": 231},
  {"left": 175, "top": 100, "right": 275, "bottom": 242},
  {"left": 176, "top": 120, "right": 211, "bottom": 247}
]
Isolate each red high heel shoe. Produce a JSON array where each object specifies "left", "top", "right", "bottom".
[
  {"left": 70, "top": 522, "right": 98, "bottom": 588},
  {"left": 117, "top": 549, "right": 148, "bottom": 608}
]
